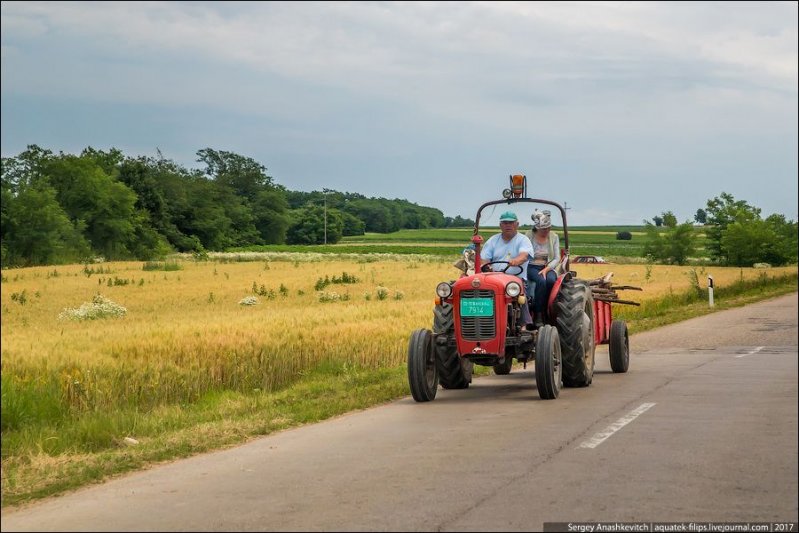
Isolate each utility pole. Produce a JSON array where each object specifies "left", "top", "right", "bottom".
[{"left": 323, "top": 188, "right": 332, "bottom": 245}]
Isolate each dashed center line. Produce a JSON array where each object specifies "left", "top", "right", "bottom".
[
  {"left": 578, "top": 403, "right": 656, "bottom": 449},
  {"left": 736, "top": 346, "right": 764, "bottom": 358}
]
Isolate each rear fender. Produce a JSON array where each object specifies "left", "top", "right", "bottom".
[{"left": 546, "top": 272, "right": 572, "bottom": 324}]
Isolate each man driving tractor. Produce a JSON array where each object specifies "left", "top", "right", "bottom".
[{"left": 479, "top": 210, "right": 534, "bottom": 328}]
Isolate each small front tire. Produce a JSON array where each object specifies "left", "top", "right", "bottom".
[
  {"left": 535, "top": 325, "right": 562, "bottom": 400},
  {"left": 408, "top": 328, "right": 438, "bottom": 402}
]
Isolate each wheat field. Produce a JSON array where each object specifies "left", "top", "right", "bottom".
[{"left": 1, "top": 255, "right": 795, "bottom": 418}]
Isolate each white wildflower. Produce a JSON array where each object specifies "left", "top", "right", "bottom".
[
  {"left": 58, "top": 294, "right": 127, "bottom": 321},
  {"left": 318, "top": 291, "right": 341, "bottom": 303}
]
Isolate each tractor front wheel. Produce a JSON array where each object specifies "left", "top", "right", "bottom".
[
  {"left": 609, "top": 320, "right": 630, "bottom": 373},
  {"left": 408, "top": 328, "right": 438, "bottom": 402},
  {"left": 433, "top": 304, "right": 472, "bottom": 389},
  {"left": 535, "top": 325, "right": 561, "bottom": 400}
]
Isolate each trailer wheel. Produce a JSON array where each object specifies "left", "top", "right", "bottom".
[
  {"left": 408, "top": 328, "right": 438, "bottom": 402},
  {"left": 433, "top": 304, "right": 472, "bottom": 389},
  {"left": 535, "top": 325, "right": 561, "bottom": 399},
  {"left": 609, "top": 320, "right": 629, "bottom": 373},
  {"left": 493, "top": 356, "right": 513, "bottom": 375},
  {"left": 554, "top": 279, "right": 596, "bottom": 387}
]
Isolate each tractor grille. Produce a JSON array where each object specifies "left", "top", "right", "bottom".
[{"left": 460, "top": 289, "right": 496, "bottom": 340}]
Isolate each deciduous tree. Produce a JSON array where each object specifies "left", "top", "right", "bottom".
[
  {"left": 704, "top": 192, "right": 760, "bottom": 263},
  {"left": 642, "top": 219, "right": 696, "bottom": 265},
  {"left": 3, "top": 184, "right": 90, "bottom": 265},
  {"left": 286, "top": 204, "right": 344, "bottom": 244}
]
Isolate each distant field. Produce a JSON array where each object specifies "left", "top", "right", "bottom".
[
  {"left": 237, "top": 227, "right": 705, "bottom": 259},
  {"left": 333, "top": 226, "right": 703, "bottom": 259},
  {"left": 339, "top": 226, "right": 666, "bottom": 243},
  {"left": 568, "top": 225, "right": 660, "bottom": 233},
  {"left": 232, "top": 244, "right": 464, "bottom": 256}
]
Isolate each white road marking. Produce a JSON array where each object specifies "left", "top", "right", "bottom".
[
  {"left": 736, "top": 346, "right": 764, "bottom": 358},
  {"left": 578, "top": 403, "right": 656, "bottom": 449}
]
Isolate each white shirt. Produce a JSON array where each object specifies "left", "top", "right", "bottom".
[{"left": 480, "top": 232, "right": 534, "bottom": 280}]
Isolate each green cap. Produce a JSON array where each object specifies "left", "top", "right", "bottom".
[{"left": 499, "top": 211, "right": 518, "bottom": 222}]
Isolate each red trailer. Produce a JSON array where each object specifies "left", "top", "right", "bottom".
[{"left": 587, "top": 273, "right": 642, "bottom": 373}]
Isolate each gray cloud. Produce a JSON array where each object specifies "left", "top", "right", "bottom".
[{"left": 1, "top": 1, "right": 796, "bottom": 224}]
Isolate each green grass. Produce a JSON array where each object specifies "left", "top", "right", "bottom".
[
  {"left": 342, "top": 228, "right": 475, "bottom": 242},
  {"left": 616, "top": 272, "right": 797, "bottom": 332},
  {"left": 142, "top": 261, "right": 183, "bottom": 271},
  {"left": 0, "top": 374, "right": 68, "bottom": 432},
  {"left": 1, "top": 363, "right": 413, "bottom": 507},
  {"left": 2, "top": 273, "right": 795, "bottom": 508}
]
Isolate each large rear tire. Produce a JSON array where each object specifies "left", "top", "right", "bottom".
[
  {"left": 609, "top": 320, "right": 630, "bottom": 373},
  {"left": 554, "top": 279, "right": 596, "bottom": 387},
  {"left": 433, "top": 304, "right": 472, "bottom": 389},
  {"left": 535, "top": 325, "right": 561, "bottom": 400},
  {"left": 408, "top": 328, "right": 438, "bottom": 402}
]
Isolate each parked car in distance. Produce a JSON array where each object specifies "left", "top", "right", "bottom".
[{"left": 572, "top": 255, "right": 609, "bottom": 264}]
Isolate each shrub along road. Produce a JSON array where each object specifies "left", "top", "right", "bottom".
[{"left": 2, "top": 294, "right": 797, "bottom": 531}]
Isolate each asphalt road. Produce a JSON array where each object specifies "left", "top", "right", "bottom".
[{"left": 2, "top": 293, "right": 797, "bottom": 532}]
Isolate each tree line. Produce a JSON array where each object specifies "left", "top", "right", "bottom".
[
  {"left": 643, "top": 194, "right": 798, "bottom": 267},
  {"left": 0, "top": 145, "right": 474, "bottom": 267}
]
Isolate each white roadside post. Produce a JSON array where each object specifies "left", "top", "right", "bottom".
[{"left": 708, "top": 275, "right": 714, "bottom": 307}]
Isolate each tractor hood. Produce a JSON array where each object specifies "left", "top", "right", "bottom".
[{"left": 452, "top": 271, "right": 522, "bottom": 296}]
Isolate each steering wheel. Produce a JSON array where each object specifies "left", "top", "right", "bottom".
[{"left": 480, "top": 261, "right": 523, "bottom": 276}]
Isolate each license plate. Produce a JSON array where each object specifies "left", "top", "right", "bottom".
[{"left": 460, "top": 298, "right": 494, "bottom": 317}]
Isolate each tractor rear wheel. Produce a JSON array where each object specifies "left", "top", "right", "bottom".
[
  {"left": 408, "top": 328, "right": 438, "bottom": 402},
  {"left": 554, "top": 279, "right": 596, "bottom": 387},
  {"left": 433, "top": 304, "right": 472, "bottom": 389},
  {"left": 535, "top": 325, "right": 561, "bottom": 400},
  {"left": 609, "top": 320, "right": 630, "bottom": 373}
]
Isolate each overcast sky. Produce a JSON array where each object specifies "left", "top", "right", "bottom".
[{"left": 2, "top": 1, "right": 797, "bottom": 225}]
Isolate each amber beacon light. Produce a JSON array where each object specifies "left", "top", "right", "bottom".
[{"left": 509, "top": 174, "right": 527, "bottom": 198}]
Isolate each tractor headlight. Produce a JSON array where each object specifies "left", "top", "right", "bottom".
[
  {"left": 436, "top": 282, "right": 453, "bottom": 298},
  {"left": 505, "top": 281, "right": 521, "bottom": 297}
]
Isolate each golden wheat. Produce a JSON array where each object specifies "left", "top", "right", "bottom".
[{"left": 1, "top": 257, "right": 795, "bottom": 413}]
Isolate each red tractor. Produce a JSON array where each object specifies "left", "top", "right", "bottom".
[{"left": 408, "top": 175, "right": 636, "bottom": 401}]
